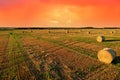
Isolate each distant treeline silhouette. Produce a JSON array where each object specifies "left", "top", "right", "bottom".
[{"left": 0, "top": 27, "right": 120, "bottom": 30}]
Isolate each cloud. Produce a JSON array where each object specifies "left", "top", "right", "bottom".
[
  {"left": 0, "top": 0, "right": 120, "bottom": 27},
  {"left": 39, "top": 0, "right": 120, "bottom": 6}
]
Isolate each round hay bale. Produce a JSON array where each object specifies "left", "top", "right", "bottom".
[
  {"left": 48, "top": 30, "right": 51, "bottom": 33},
  {"left": 87, "top": 31, "right": 90, "bottom": 34},
  {"left": 96, "top": 36, "right": 105, "bottom": 42},
  {"left": 9, "top": 32, "right": 13, "bottom": 35},
  {"left": 66, "top": 30, "right": 69, "bottom": 33},
  {"left": 97, "top": 48, "right": 116, "bottom": 64},
  {"left": 110, "top": 31, "right": 114, "bottom": 34},
  {"left": 22, "top": 31, "right": 25, "bottom": 33}
]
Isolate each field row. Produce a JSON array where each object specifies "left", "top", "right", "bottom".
[
  {"left": 21, "top": 33, "right": 120, "bottom": 80},
  {"left": 0, "top": 31, "right": 120, "bottom": 80}
]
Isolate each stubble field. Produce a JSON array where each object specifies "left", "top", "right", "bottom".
[{"left": 0, "top": 28, "right": 120, "bottom": 80}]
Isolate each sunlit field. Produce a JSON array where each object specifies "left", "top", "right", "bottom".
[{"left": 0, "top": 28, "right": 120, "bottom": 80}]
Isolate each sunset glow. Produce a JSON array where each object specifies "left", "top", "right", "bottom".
[{"left": 0, "top": 0, "right": 120, "bottom": 27}]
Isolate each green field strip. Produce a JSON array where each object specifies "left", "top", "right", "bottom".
[
  {"left": 0, "top": 33, "right": 17, "bottom": 80},
  {"left": 23, "top": 33, "right": 120, "bottom": 68},
  {"left": 13, "top": 33, "right": 44, "bottom": 80},
  {"left": 25, "top": 33, "right": 98, "bottom": 58},
  {"left": 13, "top": 31, "right": 120, "bottom": 79}
]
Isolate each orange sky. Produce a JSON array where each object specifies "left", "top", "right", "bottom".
[{"left": 0, "top": 0, "right": 120, "bottom": 27}]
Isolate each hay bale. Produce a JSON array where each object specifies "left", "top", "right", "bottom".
[
  {"left": 22, "top": 31, "right": 25, "bottom": 33},
  {"left": 110, "top": 31, "right": 114, "bottom": 34},
  {"left": 9, "top": 32, "right": 13, "bottom": 35},
  {"left": 87, "top": 31, "right": 90, "bottom": 34},
  {"left": 66, "top": 30, "right": 69, "bottom": 33},
  {"left": 96, "top": 36, "right": 105, "bottom": 42},
  {"left": 97, "top": 48, "right": 116, "bottom": 64},
  {"left": 48, "top": 30, "right": 51, "bottom": 33}
]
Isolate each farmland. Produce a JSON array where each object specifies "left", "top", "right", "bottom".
[{"left": 0, "top": 28, "right": 120, "bottom": 80}]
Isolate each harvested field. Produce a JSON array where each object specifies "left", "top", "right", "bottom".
[{"left": 0, "top": 28, "right": 120, "bottom": 80}]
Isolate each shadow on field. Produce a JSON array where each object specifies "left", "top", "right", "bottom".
[
  {"left": 112, "top": 56, "right": 120, "bottom": 64},
  {"left": 104, "top": 39, "right": 120, "bottom": 42}
]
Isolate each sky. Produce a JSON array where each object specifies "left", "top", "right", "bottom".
[{"left": 0, "top": 0, "right": 120, "bottom": 27}]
